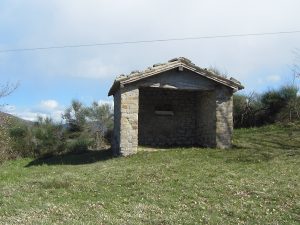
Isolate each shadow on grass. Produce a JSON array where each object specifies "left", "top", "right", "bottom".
[
  {"left": 25, "top": 149, "right": 113, "bottom": 167},
  {"left": 227, "top": 137, "right": 300, "bottom": 163}
]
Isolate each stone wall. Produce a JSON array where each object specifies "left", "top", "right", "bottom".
[
  {"left": 196, "top": 91, "right": 216, "bottom": 147},
  {"left": 138, "top": 88, "right": 197, "bottom": 147},
  {"left": 112, "top": 69, "right": 234, "bottom": 156},
  {"left": 215, "top": 86, "right": 233, "bottom": 148},
  {"left": 120, "top": 86, "right": 139, "bottom": 155},
  {"left": 138, "top": 88, "right": 221, "bottom": 148}
]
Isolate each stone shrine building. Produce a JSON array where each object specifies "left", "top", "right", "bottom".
[{"left": 108, "top": 57, "right": 244, "bottom": 156}]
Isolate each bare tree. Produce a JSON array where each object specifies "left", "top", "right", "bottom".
[
  {"left": 0, "top": 82, "right": 19, "bottom": 99},
  {"left": 0, "top": 82, "right": 19, "bottom": 110}
]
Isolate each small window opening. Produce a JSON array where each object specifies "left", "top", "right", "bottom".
[{"left": 154, "top": 104, "right": 174, "bottom": 116}]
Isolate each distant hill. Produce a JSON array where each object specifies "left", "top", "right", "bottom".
[{"left": 0, "top": 111, "right": 34, "bottom": 127}]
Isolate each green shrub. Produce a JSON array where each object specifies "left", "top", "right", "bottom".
[
  {"left": 261, "top": 85, "right": 298, "bottom": 123},
  {"left": 233, "top": 93, "right": 263, "bottom": 128},
  {"left": 33, "top": 117, "right": 65, "bottom": 158},
  {"left": 276, "top": 97, "right": 300, "bottom": 122},
  {"left": 9, "top": 125, "right": 34, "bottom": 157},
  {"left": 66, "top": 138, "right": 91, "bottom": 154},
  {"left": 234, "top": 85, "right": 300, "bottom": 128},
  {"left": 0, "top": 123, "right": 13, "bottom": 163}
]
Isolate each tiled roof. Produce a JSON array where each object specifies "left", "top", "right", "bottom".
[{"left": 108, "top": 57, "right": 244, "bottom": 96}]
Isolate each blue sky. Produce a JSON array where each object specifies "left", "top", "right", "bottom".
[{"left": 0, "top": 0, "right": 300, "bottom": 121}]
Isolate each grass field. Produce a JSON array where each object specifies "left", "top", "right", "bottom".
[{"left": 0, "top": 124, "right": 299, "bottom": 224}]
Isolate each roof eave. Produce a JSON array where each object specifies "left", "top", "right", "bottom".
[{"left": 108, "top": 81, "right": 120, "bottom": 96}]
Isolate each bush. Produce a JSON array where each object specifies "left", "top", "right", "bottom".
[
  {"left": 233, "top": 93, "right": 263, "bottom": 128},
  {"left": 0, "top": 123, "right": 13, "bottom": 164},
  {"left": 66, "top": 138, "right": 91, "bottom": 154},
  {"left": 33, "top": 117, "right": 65, "bottom": 158},
  {"left": 1, "top": 99, "right": 114, "bottom": 163},
  {"left": 261, "top": 85, "right": 299, "bottom": 123},
  {"left": 9, "top": 125, "right": 34, "bottom": 157},
  {"left": 276, "top": 96, "right": 300, "bottom": 122},
  {"left": 233, "top": 85, "right": 300, "bottom": 128}
]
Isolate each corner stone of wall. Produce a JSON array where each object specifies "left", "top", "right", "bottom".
[
  {"left": 118, "top": 86, "right": 139, "bottom": 156},
  {"left": 215, "top": 86, "right": 233, "bottom": 149}
]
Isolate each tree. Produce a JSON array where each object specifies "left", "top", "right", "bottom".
[
  {"left": 85, "top": 102, "right": 113, "bottom": 148},
  {"left": 260, "top": 85, "right": 299, "bottom": 123},
  {"left": 86, "top": 101, "right": 113, "bottom": 132},
  {"left": 233, "top": 92, "right": 263, "bottom": 127},
  {"left": 62, "top": 100, "right": 87, "bottom": 132},
  {"left": 61, "top": 100, "right": 114, "bottom": 151},
  {"left": 62, "top": 100, "right": 94, "bottom": 153},
  {"left": 33, "top": 117, "right": 65, "bottom": 157},
  {"left": 0, "top": 82, "right": 19, "bottom": 106}
]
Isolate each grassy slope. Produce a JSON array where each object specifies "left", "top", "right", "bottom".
[{"left": 0, "top": 124, "right": 299, "bottom": 224}]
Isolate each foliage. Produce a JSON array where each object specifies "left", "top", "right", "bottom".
[
  {"left": 9, "top": 124, "right": 34, "bottom": 157},
  {"left": 86, "top": 102, "right": 113, "bottom": 131},
  {"left": 0, "top": 81, "right": 19, "bottom": 163},
  {"left": 62, "top": 100, "right": 87, "bottom": 132},
  {"left": 2, "top": 100, "right": 114, "bottom": 162},
  {"left": 0, "top": 116, "right": 13, "bottom": 163},
  {"left": 85, "top": 102, "right": 113, "bottom": 148},
  {"left": 66, "top": 138, "right": 91, "bottom": 154},
  {"left": 33, "top": 117, "right": 65, "bottom": 158},
  {"left": 234, "top": 85, "right": 300, "bottom": 127},
  {"left": 233, "top": 92, "right": 263, "bottom": 128},
  {"left": 277, "top": 96, "right": 300, "bottom": 122},
  {"left": 260, "top": 85, "right": 298, "bottom": 123},
  {"left": 0, "top": 124, "right": 299, "bottom": 224},
  {"left": 62, "top": 100, "right": 113, "bottom": 150}
]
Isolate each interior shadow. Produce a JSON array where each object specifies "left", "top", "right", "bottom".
[{"left": 25, "top": 149, "right": 113, "bottom": 167}]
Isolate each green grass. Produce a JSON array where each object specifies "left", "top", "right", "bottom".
[{"left": 0, "top": 124, "right": 299, "bottom": 224}]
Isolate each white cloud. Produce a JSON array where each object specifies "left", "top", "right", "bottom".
[
  {"left": 2, "top": 105, "right": 47, "bottom": 121},
  {"left": 36, "top": 100, "right": 64, "bottom": 121},
  {"left": 3, "top": 0, "right": 300, "bottom": 78},
  {"left": 73, "top": 58, "right": 118, "bottom": 79},
  {"left": 3, "top": 100, "right": 65, "bottom": 122},
  {"left": 16, "top": 111, "right": 47, "bottom": 122},
  {"left": 2, "top": 104, "right": 16, "bottom": 113},
  {"left": 3, "top": 98, "right": 114, "bottom": 122},
  {"left": 14, "top": 109, "right": 64, "bottom": 122},
  {"left": 266, "top": 75, "right": 281, "bottom": 82},
  {"left": 1, "top": 0, "right": 300, "bottom": 94},
  {"left": 40, "top": 100, "right": 59, "bottom": 110}
]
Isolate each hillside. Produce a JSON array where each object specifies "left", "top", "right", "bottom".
[
  {"left": 0, "top": 124, "right": 299, "bottom": 224},
  {"left": 0, "top": 111, "right": 33, "bottom": 127}
]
